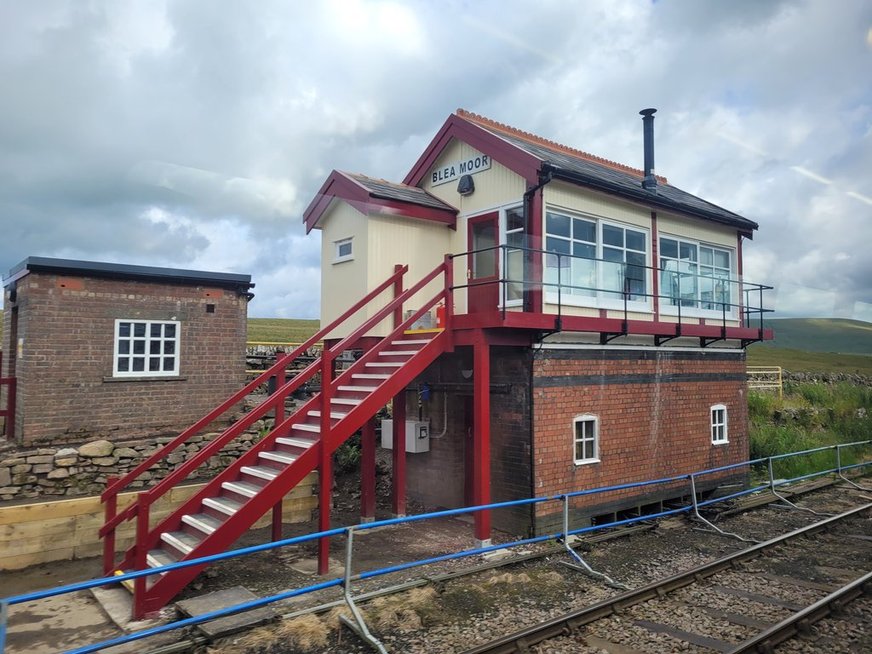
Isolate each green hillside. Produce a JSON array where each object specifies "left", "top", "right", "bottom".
[
  {"left": 247, "top": 318, "right": 319, "bottom": 344},
  {"left": 757, "top": 318, "right": 872, "bottom": 355}
]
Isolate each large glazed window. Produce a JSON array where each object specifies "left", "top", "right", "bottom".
[
  {"left": 544, "top": 210, "right": 648, "bottom": 307},
  {"left": 114, "top": 320, "right": 180, "bottom": 377},
  {"left": 660, "top": 237, "right": 734, "bottom": 313}
]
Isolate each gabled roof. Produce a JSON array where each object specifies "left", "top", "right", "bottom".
[
  {"left": 303, "top": 170, "right": 457, "bottom": 233},
  {"left": 4, "top": 256, "right": 254, "bottom": 291},
  {"left": 405, "top": 109, "right": 758, "bottom": 235}
]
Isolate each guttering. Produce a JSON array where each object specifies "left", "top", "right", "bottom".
[{"left": 545, "top": 166, "right": 758, "bottom": 237}]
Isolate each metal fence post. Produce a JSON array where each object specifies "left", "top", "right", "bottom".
[
  {"left": 557, "top": 495, "right": 626, "bottom": 589},
  {"left": 1, "top": 599, "right": 8, "bottom": 654},
  {"left": 835, "top": 444, "right": 872, "bottom": 491},
  {"left": 338, "top": 526, "right": 387, "bottom": 653},
  {"left": 688, "top": 474, "right": 755, "bottom": 543},
  {"left": 768, "top": 456, "right": 829, "bottom": 516}
]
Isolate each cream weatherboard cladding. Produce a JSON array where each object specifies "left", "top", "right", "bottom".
[{"left": 319, "top": 200, "right": 369, "bottom": 336}]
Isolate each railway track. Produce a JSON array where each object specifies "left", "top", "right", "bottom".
[{"left": 462, "top": 502, "right": 872, "bottom": 654}]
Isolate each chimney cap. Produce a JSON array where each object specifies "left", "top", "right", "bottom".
[{"left": 639, "top": 108, "right": 657, "bottom": 117}]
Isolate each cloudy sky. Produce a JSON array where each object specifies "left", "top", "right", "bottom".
[{"left": 1, "top": 0, "right": 871, "bottom": 321}]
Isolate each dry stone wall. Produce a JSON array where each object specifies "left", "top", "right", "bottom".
[{"left": 0, "top": 419, "right": 275, "bottom": 501}]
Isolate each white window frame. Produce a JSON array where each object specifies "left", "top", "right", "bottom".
[
  {"left": 573, "top": 414, "right": 600, "bottom": 465},
  {"left": 543, "top": 207, "right": 651, "bottom": 313},
  {"left": 333, "top": 237, "right": 354, "bottom": 263},
  {"left": 113, "top": 319, "right": 181, "bottom": 378},
  {"left": 659, "top": 234, "right": 736, "bottom": 320},
  {"left": 500, "top": 204, "right": 526, "bottom": 308},
  {"left": 710, "top": 404, "right": 728, "bottom": 445}
]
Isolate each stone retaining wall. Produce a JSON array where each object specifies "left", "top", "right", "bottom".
[{"left": 0, "top": 418, "right": 276, "bottom": 501}]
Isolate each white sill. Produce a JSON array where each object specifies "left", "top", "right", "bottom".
[
  {"left": 711, "top": 440, "right": 729, "bottom": 446},
  {"left": 661, "top": 305, "right": 738, "bottom": 321},
  {"left": 104, "top": 375, "right": 186, "bottom": 383},
  {"left": 333, "top": 255, "right": 354, "bottom": 264},
  {"left": 544, "top": 293, "right": 652, "bottom": 313},
  {"left": 574, "top": 458, "right": 601, "bottom": 466}
]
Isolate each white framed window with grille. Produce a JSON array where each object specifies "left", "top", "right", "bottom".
[
  {"left": 114, "top": 319, "right": 180, "bottom": 377},
  {"left": 711, "top": 404, "right": 728, "bottom": 445},
  {"left": 573, "top": 414, "right": 600, "bottom": 465}
]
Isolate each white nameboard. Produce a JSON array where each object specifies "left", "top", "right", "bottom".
[{"left": 430, "top": 154, "right": 491, "bottom": 186}]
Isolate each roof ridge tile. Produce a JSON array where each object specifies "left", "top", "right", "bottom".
[{"left": 455, "top": 108, "right": 668, "bottom": 184}]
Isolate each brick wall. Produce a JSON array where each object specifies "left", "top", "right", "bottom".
[
  {"left": 531, "top": 347, "right": 748, "bottom": 533},
  {"left": 403, "top": 347, "right": 533, "bottom": 535},
  {"left": 4, "top": 271, "right": 248, "bottom": 446}
]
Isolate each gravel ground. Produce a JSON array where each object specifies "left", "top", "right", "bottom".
[{"left": 204, "top": 484, "right": 872, "bottom": 654}]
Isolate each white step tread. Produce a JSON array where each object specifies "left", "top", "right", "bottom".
[
  {"left": 222, "top": 480, "right": 261, "bottom": 498},
  {"left": 352, "top": 373, "right": 390, "bottom": 380},
  {"left": 241, "top": 465, "right": 278, "bottom": 481},
  {"left": 161, "top": 531, "right": 200, "bottom": 554},
  {"left": 391, "top": 339, "right": 430, "bottom": 345},
  {"left": 337, "top": 386, "right": 377, "bottom": 393},
  {"left": 259, "top": 450, "right": 297, "bottom": 464},
  {"left": 308, "top": 410, "right": 348, "bottom": 419},
  {"left": 291, "top": 423, "right": 320, "bottom": 433},
  {"left": 147, "top": 549, "right": 176, "bottom": 570},
  {"left": 332, "top": 397, "right": 363, "bottom": 405},
  {"left": 275, "top": 436, "right": 314, "bottom": 448},
  {"left": 181, "top": 513, "right": 222, "bottom": 535},
  {"left": 203, "top": 496, "right": 242, "bottom": 516},
  {"left": 380, "top": 350, "right": 416, "bottom": 356},
  {"left": 365, "top": 362, "right": 404, "bottom": 368}
]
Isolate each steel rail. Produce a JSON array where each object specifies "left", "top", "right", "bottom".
[
  {"left": 461, "top": 502, "right": 872, "bottom": 654},
  {"left": 726, "top": 570, "right": 872, "bottom": 653}
]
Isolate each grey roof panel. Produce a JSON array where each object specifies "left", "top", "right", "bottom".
[
  {"left": 347, "top": 173, "right": 456, "bottom": 212},
  {"left": 490, "top": 131, "right": 757, "bottom": 232},
  {"left": 4, "top": 256, "right": 254, "bottom": 289}
]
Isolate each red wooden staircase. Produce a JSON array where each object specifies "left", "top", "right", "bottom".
[{"left": 100, "top": 260, "right": 453, "bottom": 617}]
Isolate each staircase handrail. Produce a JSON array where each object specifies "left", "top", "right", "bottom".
[
  {"left": 322, "top": 260, "right": 449, "bottom": 365},
  {"left": 99, "top": 266, "right": 409, "bottom": 533}
]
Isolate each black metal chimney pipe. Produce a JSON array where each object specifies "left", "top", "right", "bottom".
[{"left": 640, "top": 108, "right": 657, "bottom": 191}]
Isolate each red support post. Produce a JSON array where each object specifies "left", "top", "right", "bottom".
[
  {"left": 393, "top": 263, "right": 404, "bottom": 328},
  {"left": 472, "top": 334, "right": 491, "bottom": 545},
  {"left": 361, "top": 418, "right": 376, "bottom": 522},
  {"left": 317, "top": 353, "right": 334, "bottom": 575},
  {"left": 102, "top": 486, "right": 117, "bottom": 574},
  {"left": 270, "top": 354, "right": 286, "bottom": 542},
  {"left": 133, "top": 499, "right": 150, "bottom": 619},
  {"left": 392, "top": 392, "right": 407, "bottom": 517}
]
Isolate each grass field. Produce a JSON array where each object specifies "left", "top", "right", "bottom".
[
  {"left": 247, "top": 318, "right": 320, "bottom": 344},
  {"left": 761, "top": 318, "right": 872, "bottom": 354},
  {"left": 746, "top": 345, "right": 872, "bottom": 375}
]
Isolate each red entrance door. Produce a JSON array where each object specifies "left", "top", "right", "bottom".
[{"left": 467, "top": 212, "right": 499, "bottom": 313}]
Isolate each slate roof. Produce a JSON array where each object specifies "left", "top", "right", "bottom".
[
  {"left": 346, "top": 173, "right": 456, "bottom": 212},
  {"left": 456, "top": 110, "right": 758, "bottom": 233}
]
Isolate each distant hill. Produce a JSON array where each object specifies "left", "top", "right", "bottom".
[
  {"left": 247, "top": 318, "right": 319, "bottom": 344},
  {"left": 755, "top": 318, "right": 872, "bottom": 355}
]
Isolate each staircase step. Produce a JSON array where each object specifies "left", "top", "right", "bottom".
[
  {"left": 337, "top": 386, "right": 377, "bottom": 394},
  {"left": 292, "top": 423, "right": 320, "bottom": 433},
  {"left": 308, "top": 410, "right": 348, "bottom": 419},
  {"left": 222, "top": 480, "right": 261, "bottom": 498},
  {"left": 161, "top": 531, "right": 200, "bottom": 555},
  {"left": 259, "top": 450, "right": 297, "bottom": 465},
  {"left": 240, "top": 465, "right": 279, "bottom": 481},
  {"left": 391, "top": 339, "right": 430, "bottom": 346},
  {"left": 275, "top": 436, "right": 314, "bottom": 449},
  {"left": 147, "top": 549, "right": 176, "bottom": 571},
  {"left": 365, "top": 362, "right": 404, "bottom": 368},
  {"left": 352, "top": 373, "right": 390, "bottom": 380},
  {"left": 181, "top": 513, "right": 222, "bottom": 535},
  {"left": 380, "top": 350, "right": 417, "bottom": 356},
  {"left": 332, "top": 397, "right": 363, "bottom": 406},
  {"left": 202, "top": 496, "right": 242, "bottom": 516}
]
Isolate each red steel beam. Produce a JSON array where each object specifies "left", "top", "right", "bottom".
[
  {"left": 361, "top": 418, "right": 376, "bottom": 521},
  {"left": 392, "top": 392, "right": 407, "bottom": 517}
]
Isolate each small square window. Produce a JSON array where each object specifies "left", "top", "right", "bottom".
[
  {"left": 573, "top": 415, "right": 600, "bottom": 465},
  {"left": 114, "top": 319, "right": 180, "bottom": 378},
  {"left": 334, "top": 237, "right": 353, "bottom": 263},
  {"left": 711, "top": 404, "right": 728, "bottom": 445}
]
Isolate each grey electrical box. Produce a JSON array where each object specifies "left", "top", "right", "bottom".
[{"left": 380, "top": 419, "right": 430, "bottom": 453}]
